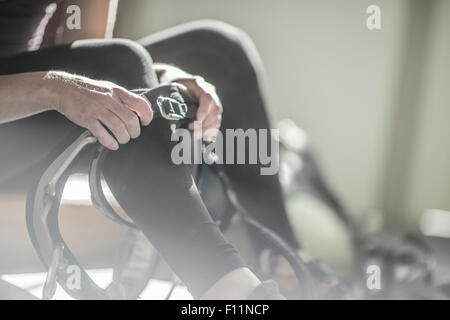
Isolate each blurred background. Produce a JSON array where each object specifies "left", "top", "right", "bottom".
[{"left": 1, "top": 0, "right": 450, "bottom": 298}]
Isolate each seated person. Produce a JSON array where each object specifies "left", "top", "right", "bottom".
[{"left": 0, "top": 0, "right": 301, "bottom": 299}]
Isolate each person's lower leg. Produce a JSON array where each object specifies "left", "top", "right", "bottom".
[
  {"left": 102, "top": 118, "right": 262, "bottom": 299},
  {"left": 201, "top": 268, "right": 260, "bottom": 300}
]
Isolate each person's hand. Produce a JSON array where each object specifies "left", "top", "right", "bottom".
[
  {"left": 45, "top": 71, "right": 152, "bottom": 150},
  {"left": 174, "top": 76, "right": 223, "bottom": 142},
  {"left": 154, "top": 64, "right": 223, "bottom": 142}
]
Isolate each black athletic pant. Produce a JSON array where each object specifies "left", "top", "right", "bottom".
[{"left": 0, "top": 20, "right": 299, "bottom": 298}]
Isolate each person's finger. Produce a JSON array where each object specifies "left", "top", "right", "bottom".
[
  {"left": 192, "top": 128, "right": 203, "bottom": 140},
  {"left": 188, "top": 111, "right": 221, "bottom": 139},
  {"left": 107, "top": 99, "right": 141, "bottom": 139},
  {"left": 114, "top": 87, "right": 153, "bottom": 126},
  {"left": 189, "top": 120, "right": 203, "bottom": 141},
  {"left": 197, "top": 79, "right": 222, "bottom": 109},
  {"left": 204, "top": 127, "right": 220, "bottom": 142},
  {"left": 203, "top": 119, "right": 221, "bottom": 134},
  {"left": 203, "top": 111, "right": 222, "bottom": 128},
  {"left": 179, "top": 77, "right": 204, "bottom": 98},
  {"left": 96, "top": 109, "right": 130, "bottom": 144},
  {"left": 88, "top": 120, "right": 119, "bottom": 150},
  {"left": 177, "top": 78, "right": 222, "bottom": 120},
  {"left": 203, "top": 120, "right": 221, "bottom": 142},
  {"left": 197, "top": 93, "right": 214, "bottom": 121},
  {"left": 200, "top": 105, "right": 222, "bottom": 140}
]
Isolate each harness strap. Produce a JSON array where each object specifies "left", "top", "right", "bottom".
[
  {"left": 133, "top": 83, "right": 197, "bottom": 121},
  {"left": 89, "top": 83, "right": 198, "bottom": 229}
]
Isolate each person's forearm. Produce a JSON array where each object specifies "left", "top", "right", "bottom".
[{"left": 0, "top": 72, "right": 57, "bottom": 124}]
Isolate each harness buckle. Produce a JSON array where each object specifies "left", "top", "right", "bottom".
[{"left": 157, "top": 96, "right": 188, "bottom": 120}]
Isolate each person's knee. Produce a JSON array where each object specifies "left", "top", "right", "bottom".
[
  {"left": 72, "top": 38, "right": 156, "bottom": 88},
  {"left": 185, "top": 20, "right": 251, "bottom": 52},
  {"left": 97, "top": 39, "right": 155, "bottom": 88},
  {"left": 176, "top": 20, "right": 264, "bottom": 76}
]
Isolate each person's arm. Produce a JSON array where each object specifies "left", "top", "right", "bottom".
[
  {"left": 0, "top": 71, "right": 152, "bottom": 150},
  {"left": 0, "top": 72, "right": 55, "bottom": 123},
  {"left": 49, "top": 0, "right": 118, "bottom": 44}
]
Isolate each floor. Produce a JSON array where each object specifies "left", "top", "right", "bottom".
[{"left": 1, "top": 268, "right": 193, "bottom": 300}]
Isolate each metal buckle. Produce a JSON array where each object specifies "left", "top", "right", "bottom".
[{"left": 157, "top": 96, "right": 188, "bottom": 120}]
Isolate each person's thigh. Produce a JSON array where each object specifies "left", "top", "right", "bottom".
[{"left": 0, "top": 39, "right": 157, "bottom": 189}]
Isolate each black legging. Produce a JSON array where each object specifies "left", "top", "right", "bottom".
[{"left": 0, "top": 20, "right": 299, "bottom": 298}]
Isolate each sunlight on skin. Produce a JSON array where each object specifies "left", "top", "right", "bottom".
[{"left": 200, "top": 268, "right": 261, "bottom": 300}]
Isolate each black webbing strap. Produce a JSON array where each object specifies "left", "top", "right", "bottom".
[
  {"left": 133, "top": 83, "right": 197, "bottom": 121},
  {"left": 89, "top": 83, "right": 199, "bottom": 229}
]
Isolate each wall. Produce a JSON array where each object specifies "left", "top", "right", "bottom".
[{"left": 396, "top": 0, "right": 450, "bottom": 227}]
